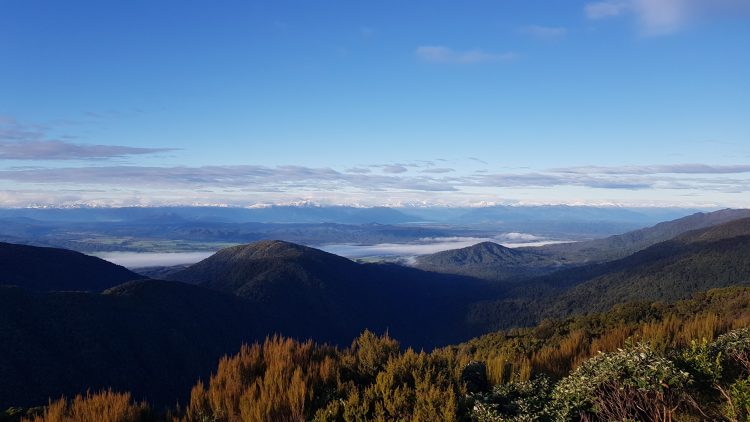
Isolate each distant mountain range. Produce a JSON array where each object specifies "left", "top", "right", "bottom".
[
  {"left": 0, "top": 205, "right": 698, "bottom": 226},
  {"left": 0, "top": 206, "right": 707, "bottom": 254},
  {"left": 0, "top": 205, "right": 422, "bottom": 225},
  {"left": 1, "top": 208, "right": 750, "bottom": 409}
]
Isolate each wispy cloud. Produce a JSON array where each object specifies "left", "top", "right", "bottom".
[
  {"left": 0, "top": 140, "right": 177, "bottom": 160},
  {"left": 0, "top": 161, "right": 749, "bottom": 207},
  {"left": 0, "top": 165, "right": 457, "bottom": 192},
  {"left": 519, "top": 25, "right": 568, "bottom": 40},
  {"left": 466, "top": 172, "right": 654, "bottom": 190},
  {"left": 345, "top": 167, "right": 371, "bottom": 174},
  {"left": 381, "top": 164, "right": 409, "bottom": 174},
  {"left": 554, "top": 163, "right": 750, "bottom": 174},
  {"left": 0, "top": 116, "right": 176, "bottom": 160},
  {"left": 420, "top": 167, "right": 455, "bottom": 174},
  {"left": 468, "top": 157, "right": 489, "bottom": 165},
  {"left": 584, "top": 0, "right": 750, "bottom": 35},
  {"left": 415, "top": 46, "right": 516, "bottom": 64}
]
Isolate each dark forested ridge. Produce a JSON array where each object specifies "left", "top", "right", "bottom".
[
  {"left": 545, "top": 218, "right": 750, "bottom": 316},
  {"left": 3, "top": 209, "right": 750, "bottom": 420},
  {"left": 0, "top": 242, "right": 141, "bottom": 292},
  {"left": 0, "top": 280, "right": 263, "bottom": 408},
  {"left": 467, "top": 216, "right": 750, "bottom": 331}
]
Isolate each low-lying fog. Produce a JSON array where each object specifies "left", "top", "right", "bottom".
[
  {"left": 94, "top": 233, "right": 573, "bottom": 268},
  {"left": 94, "top": 251, "right": 215, "bottom": 268},
  {"left": 319, "top": 236, "right": 571, "bottom": 258}
]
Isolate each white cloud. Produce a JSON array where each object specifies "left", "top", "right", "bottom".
[
  {"left": 420, "top": 168, "right": 455, "bottom": 174},
  {"left": 554, "top": 163, "right": 750, "bottom": 174},
  {"left": 585, "top": 0, "right": 750, "bottom": 35},
  {"left": 382, "top": 164, "right": 409, "bottom": 174},
  {"left": 0, "top": 161, "right": 749, "bottom": 207},
  {"left": 345, "top": 167, "right": 371, "bottom": 174},
  {"left": 415, "top": 46, "right": 516, "bottom": 64}
]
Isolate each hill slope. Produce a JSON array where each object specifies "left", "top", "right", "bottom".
[
  {"left": 547, "top": 217, "right": 750, "bottom": 315},
  {"left": 532, "top": 208, "right": 750, "bottom": 264},
  {"left": 414, "top": 241, "right": 563, "bottom": 280},
  {"left": 169, "top": 240, "right": 495, "bottom": 348},
  {"left": 0, "top": 280, "right": 263, "bottom": 408},
  {"left": 0, "top": 242, "right": 141, "bottom": 291},
  {"left": 469, "top": 217, "right": 750, "bottom": 330}
]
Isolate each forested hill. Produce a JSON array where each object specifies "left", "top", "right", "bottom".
[
  {"left": 466, "top": 216, "right": 750, "bottom": 331},
  {"left": 168, "top": 240, "right": 495, "bottom": 349},
  {"left": 413, "top": 208, "right": 750, "bottom": 282},
  {"left": 0, "top": 280, "right": 263, "bottom": 408},
  {"left": 544, "top": 216, "right": 750, "bottom": 316},
  {"left": 0, "top": 242, "right": 141, "bottom": 292},
  {"left": 531, "top": 207, "right": 750, "bottom": 263},
  {"left": 413, "top": 241, "right": 563, "bottom": 280}
]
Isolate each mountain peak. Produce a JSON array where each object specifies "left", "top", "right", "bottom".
[
  {"left": 421, "top": 241, "right": 523, "bottom": 266},
  {"left": 414, "top": 241, "right": 555, "bottom": 280},
  {"left": 221, "top": 240, "right": 318, "bottom": 260},
  {"left": 168, "top": 240, "right": 357, "bottom": 295}
]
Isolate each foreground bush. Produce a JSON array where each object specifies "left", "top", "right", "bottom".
[
  {"left": 9, "top": 288, "right": 750, "bottom": 421},
  {"left": 470, "top": 376, "right": 556, "bottom": 421},
  {"left": 553, "top": 342, "right": 691, "bottom": 421},
  {"left": 21, "top": 390, "right": 149, "bottom": 422}
]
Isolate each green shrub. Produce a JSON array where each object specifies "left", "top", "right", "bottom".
[
  {"left": 471, "top": 376, "right": 556, "bottom": 422},
  {"left": 553, "top": 342, "right": 691, "bottom": 421}
]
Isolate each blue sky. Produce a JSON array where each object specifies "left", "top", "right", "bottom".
[{"left": 1, "top": 0, "right": 749, "bottom": 207}]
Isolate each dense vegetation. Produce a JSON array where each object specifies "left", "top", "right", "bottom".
[
  {"left": 532, "top": 208, "right": 750, "bottom": 263},
  {"left": 0, "top": 281, "right": 263, "bottom": 408},
  {"left": 5, "top": 286, "right": 750, "bottom": 421},
  {"left": 414, "top": 241, "right": 563, "bottom": 281},
  {"left": 168, "top": 240, "right": 494, "bottom": 348},
  {"left": 466, "top": 217, "right": 750, "bottom": 331},
  {"left": 0, "top": 242, "right": 140, "bottom": 292}
]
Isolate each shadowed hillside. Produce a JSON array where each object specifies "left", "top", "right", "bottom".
[
  {"left": 469, "top": 217, "right": 750, "bottom": 331},
  {"left": 0, "top": 242, "right": 141, "bottom": 292},
  {"left": 532, "top": 208, "right": 750, "bottom": 264},
  {"left": 169, "top": 240, "right": 496, "bottom": 348},
  {"left": 0, "top": 280, "right": 262, "bottom": 408}
]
